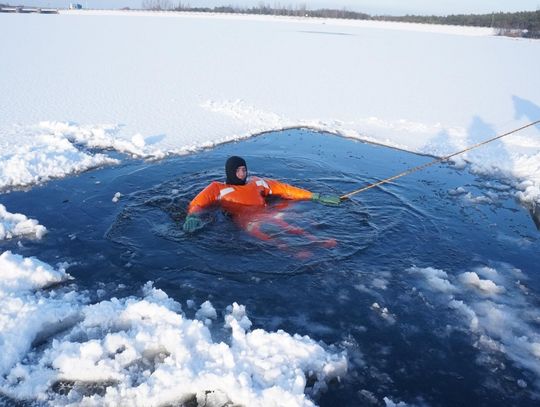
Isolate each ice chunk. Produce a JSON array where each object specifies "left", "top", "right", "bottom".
[
  {"left": 409, "top": 266, "right": 457, "bottom": 293},
  {"left": 459, "top": 272, "right": 505, "bottom": 295},
  {"left": 0, "top": 251, "right": 70, "bottom": 293},
  {"left": 0, "top": 205, "right": 47, "bottom": 240},
  {"left": 195, "top": 300, "right": 217, "bottom": 321}
]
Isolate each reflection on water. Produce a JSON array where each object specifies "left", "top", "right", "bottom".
[{"left": 1, "top": 129, "right": 539, "bottom": 406}]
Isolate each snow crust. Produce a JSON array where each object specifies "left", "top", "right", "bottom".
[
  {"left": 0, "top": 123, "right": 118, "bottom": 191},
  {"left": 38, "top": 121, "right": 167, "bottom": 159},
  {"left": 0, "top": 254, "right": 346, "bottom": 406}
]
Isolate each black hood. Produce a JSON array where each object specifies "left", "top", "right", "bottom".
[{"left": 225, "top": 156, "right": 247, "bottom": 185}]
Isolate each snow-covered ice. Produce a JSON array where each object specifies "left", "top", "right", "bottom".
[{"left": 0, "top": 11, "right": 539, "bottom": 204}]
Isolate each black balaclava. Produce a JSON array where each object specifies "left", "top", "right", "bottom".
[{"left": 225, "top": 156, "right": 248, "bottom": 185}]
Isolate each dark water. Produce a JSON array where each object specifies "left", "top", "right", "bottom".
[{"left": 1, "top": 129, "right": 539, "bottom": 406}]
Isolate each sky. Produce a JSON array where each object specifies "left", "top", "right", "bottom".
[{"left": 13, "top": 0, "right": 540, "bottom": 16}]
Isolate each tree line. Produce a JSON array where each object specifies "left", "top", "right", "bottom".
[
  {"left": 140, "top": 1, "right": 539, "bottom": 38},
  {"left": 375, "top": 11, "right": 540, "bottom": 38}
]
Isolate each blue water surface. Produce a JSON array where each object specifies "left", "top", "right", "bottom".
[{"left": 1, "top": 129, "right": 539, "bottom": 406}]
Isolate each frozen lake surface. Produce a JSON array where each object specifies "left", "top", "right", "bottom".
[{"left": 1, "top": 129, "right": 539, "bottom": 406}]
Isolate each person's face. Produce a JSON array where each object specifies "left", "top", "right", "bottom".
[{"left": 236, "top": 166, "right": 247, "bottom": 181}]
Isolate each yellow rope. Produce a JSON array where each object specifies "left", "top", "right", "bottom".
[{"left": 340, "top": 120, "right": 540, "bottom": 201}]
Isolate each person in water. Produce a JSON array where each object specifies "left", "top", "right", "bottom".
[{"left": 183, "top": 156, "right": 341, "bottom": 240}]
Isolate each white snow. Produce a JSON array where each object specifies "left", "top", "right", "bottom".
[
  {"left": 0, "top": 204, "right": 47, "bottom": 240},
  {"left": 62, "top": 9, "right": 497, "bottom": 36},
  {"left": 0, "top": 123, "right": 118, "bottom": 191},
  {"left": 0, "top": 265, "right": 347, "bottom": 406},
  {"left": 0, "top": 250, "right": 70, "bottom": 294},
  {"left": 39, "top": 121, "right": 166, "bottom": 159},
  {"left": 0, "top": 251, "right": 75, "bottom": 376},
  {"left": 0, "top": 11, "right": 539, "bottom": 205}
]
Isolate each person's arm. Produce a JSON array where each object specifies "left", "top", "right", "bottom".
[
  {"left": 183, "top": 182, "right": 221, "bottom": 232},
  {"left": 187, "top": 182, "right": 222, "bottom": 215},
  {"left": 265, "top": 179, "right": 341, "bottom": 205},
  {"left": 265, "top": 178, "right": 313, "bottom": 200}
]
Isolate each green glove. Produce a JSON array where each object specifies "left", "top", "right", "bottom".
[
  {"left": 311, "top": 193, "right": 341, "bottom": 206},
  {"left": 183, "top": 214, "right": 204, "bottom": 233}
]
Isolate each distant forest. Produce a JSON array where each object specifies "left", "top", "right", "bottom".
[{"left": 140, "top": 1, "right": 540, "bottom": 39}]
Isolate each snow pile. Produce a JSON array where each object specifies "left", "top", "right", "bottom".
[
  {"left": 0, "top": 251, "right": 69, "bottom": 292},
  {"left": 0, "top": 124, "right": 118, "bottom": 190},
  {"left": 39, "top": 121, "right": 167, "bottom": 159},
  {"left": 0, "top": 263, "right": 346, "bottom": 406},
  {"left": 0, "top": 251, "right": 75, "bottom": 376},
  {"left": 0, "top": 204, "right": 47, "bottom": 240},
  {"left": 409, "top": 264, "right": 540, "bottom": 381}
]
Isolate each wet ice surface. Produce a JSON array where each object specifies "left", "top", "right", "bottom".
[{"left": 1, "top": 129, "right": 539, "bottom": 406}]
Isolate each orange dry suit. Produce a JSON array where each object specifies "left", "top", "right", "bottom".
[{"left": 187, "top": 177, "right": 316, "bottom": 243}]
